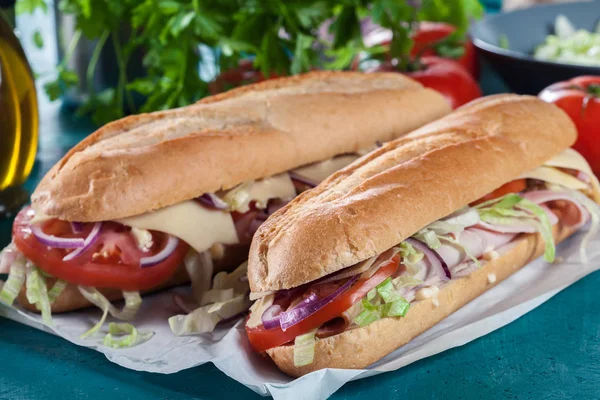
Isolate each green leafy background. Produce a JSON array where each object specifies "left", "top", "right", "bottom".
[{"left": 16, "top": 0, "right": 482, "bottom": 125}]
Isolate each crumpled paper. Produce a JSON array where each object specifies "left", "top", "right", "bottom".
[{"left": 1, "top": 230, "right": 599, "bottom": 400}]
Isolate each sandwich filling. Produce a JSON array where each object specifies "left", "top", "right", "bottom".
[
  {"left": 244, "top": 149, "right": 600, "bottom": 367},
  {"left": 0, "top": 153, "right": 364, "bottom": 345}
]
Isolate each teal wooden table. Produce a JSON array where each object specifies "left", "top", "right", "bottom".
[{"left": 1, "top": 39, "right": 599, "bottom": 400}]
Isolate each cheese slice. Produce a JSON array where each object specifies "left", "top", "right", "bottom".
[
  {"left": 544, "top": 148, "right": 600, "bottom": 198},
  {"left": 292, "top": 155, "right": 359, "bottom": 183},
  {"left": 247, "top": 173, "right": 296, "bottom": 209},
  {"left": 520, "top": 166, "right": 589, "bottom": 190},
  {"left": 224, "top": 173, "right": 297, "bottom": 213},
  {"left": 118, "top": 201, "right": 238, "bottom": 254}
]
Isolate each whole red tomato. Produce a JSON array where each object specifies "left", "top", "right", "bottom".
[
  {"left": 539, "top": 76, "right": 600, "bottom": 176},
  {"left": 209, "top": 60, "right": 283, "bottom": 94},
  {"left": 361, "top": 22, "right": 478, "bottom": 78},
  {"left": 411, "top": 22, "right": 478, "bottom": 79},
  {"left": 367, "top": 56, "right": 481, "bottom": 109}
]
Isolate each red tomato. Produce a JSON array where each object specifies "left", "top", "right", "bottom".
[
  {"left": 367, "top": 56, "right": 481, "bottom": 109},
  {"left": 471, "top": 179, "right": 527, "bottom": 206},
  {"left": 246, "top": 255, "right": 400, "bottom": 352},
  {"left": 411, "top": 22, "right": 478, "bottom": 78},
  {"left": 209, "top": 59, "right": 283, "bottom": 94},
  {"left": 12, "top": 207, "right": 189, "bottom": 291},
  {"left": 405, "top": 56, "right": 481, "bottom": 109},
  {"left": 539, "top": 76, "right": 600, "bottom": 177},
  {"left": 360, "top": 22, "right": 478, "bottom": 78}
]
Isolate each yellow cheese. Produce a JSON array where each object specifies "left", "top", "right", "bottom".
[
  {"left": 247, "top": 173, "right": 296, "bottom": 209},
  {"left": 118, "top": 201, "right": 238, "bottom": 254},
  {"left": 292, "top": 155, "right": 359, "bottom": 183},
  {"left": 519, "top": 166, "right": 588, "bottom": 190},
  {"left": 543, "top": 148, "right": 600, "bottom": 199}
]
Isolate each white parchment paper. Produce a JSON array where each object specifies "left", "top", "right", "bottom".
[{"left": 1, "top": 230, "right": 599, "bottom": 400}]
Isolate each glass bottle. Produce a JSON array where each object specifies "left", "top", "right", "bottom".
[{"left": 0, "top": 1, "right": 38, "bottom": 218}]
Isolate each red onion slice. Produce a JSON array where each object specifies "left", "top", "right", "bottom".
[
  {"left": 261, "top": 304, "right": 283, "bottom": 330},
  {"left": 63, "top": 222, "right": 103, "bottom": 261},
  {"left": 289, "top": 172, "right": 317, "bottom": 188},
  {"left": 405, "top": 238, "right": 451, "bottom": 280},
  {"left": 279, "top": 275, "right": 359, "bottom": 331},
  {"left": 70, "top": 222, "right": 84, "bottom": 233},
  {"left": 140, "top": 235, "right": 179, "bottom": 267},
  {"left": 31, "top": 225, "right": 85, "bottom": 249},
  {"left": 196, "top": 193, "right": 229, "bottom": 210}
]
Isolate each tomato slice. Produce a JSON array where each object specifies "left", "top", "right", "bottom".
[
  {"left": 245, "top": 256, "right": 400, "bottom": 352},
  {"left": 470, "top": 179, "right": 527, "bottom": 206},
  {"left": 12, "top": 207, "right": 189, "bottom": 291}
]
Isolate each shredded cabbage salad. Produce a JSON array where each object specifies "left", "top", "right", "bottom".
[{"left": 534, "top": 15, "right": 600, "bottom": 66}]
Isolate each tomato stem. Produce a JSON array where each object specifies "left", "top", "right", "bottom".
[{"left": 588, "top": 84, "right": 600, "bottom": 98}]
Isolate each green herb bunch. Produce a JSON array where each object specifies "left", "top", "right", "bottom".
[{"left": 17, "top": 0, "right": 482, "bottom": 125}]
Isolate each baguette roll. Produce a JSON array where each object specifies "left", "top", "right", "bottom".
[
  {"left": 249, "top": 95, "right": 577, "bottom": 293},
  {"left": 32, "top": 71, "right": 450, "bottom": 222},
  {"left": 266, "top": 221, "right": 576, "bottom": 377},
  {"left": 12, "top": 72, "right": 450, "bottom": 315},
  {"left": 247, "top": 94, "right": 597, "bottom": 376}
]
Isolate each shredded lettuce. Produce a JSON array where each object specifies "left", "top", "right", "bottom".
[
  {"left": 476, "top": 194, "right": 556, "bottom": 262},
  {"left": 293, "top": 329, "right": 318, "bottom": 367},
  {"left": 376, "top": 277, "right": 401, "bottom": 304},
  {"left": 353, "top": 278, "right": 411, "bottom": 327},
  {"left": 424, "top": 220, "right": 464, "bottom": 236},
  {"left": 201, "top": 288, "right": 235, "bottom": 305},
  {"left": 382, "top": 297, "right": 410, "bottom": 317},
  {"left": 517, "top": 199, "right": 556, "bottom": 262},
  {"left": 47, "top": 280, "right": 67, "bottom": 304},
  {"left": 397, "top": 242, "right": 423, "bottom": 265},
  {"left": 184, "top": 250, "right": 213, "bottom": 304},
  {"left": 0, "top": 255, "right": 26, "bottom": 306},
  {"left": 355, "top": 298, "right": 380, "bottom": 327},
  {"left": 77, "top": 287, "right": 142, "bottom": 339},
  {"left": 171, "top": 260, "right": 250, "bottom": 335},
  {"left": 247, "top": 294, "right": 274, "bottom": 328},
  {"left": 212, "top": 261, "right": 248, "bottom": 294},
  {"left": 102, "top": 323, "right": 154, "bottom": 349},
  {"left": 474, "top": 193, "right": 522, "bottom": 210},
  {"left": 25, "top": 264, "right": 53, "bottom": 325},
  {"left": 169, "top": 294, "right": 250, "bottom": 335},
  {"left": 391, "top": 275, "right": 423, "bottom": 289},
  {"left": 417, "top": 229, "right": 442, "bottom": 249},
  {"left": 366, "top": 288, "right": 377, "bottom": 301},
  {"left": 569, "top": 189, "right": 600, "bottom": 263}
]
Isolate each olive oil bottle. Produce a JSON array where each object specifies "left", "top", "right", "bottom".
[{"left": 0, "top": 5, "right": 38, "bottom": 216}]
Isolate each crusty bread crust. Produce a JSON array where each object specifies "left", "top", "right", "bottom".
[
  {"left": 267, "top": 221, "right": 577, "bottom": 377},
  {"left": 248, "top": 95, "right": 577, "bottom": 293},
  {"left": 31, "top": 71, "right": 450, "bottom": 222}
]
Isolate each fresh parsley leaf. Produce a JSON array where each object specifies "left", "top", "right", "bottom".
[
  {"left": 33, "top": 30, "right": 44, "bottom": 49},
  {"left": 16, "top": 0, "right": 48, "bottom": 15}
]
